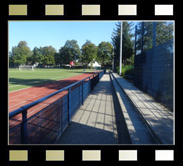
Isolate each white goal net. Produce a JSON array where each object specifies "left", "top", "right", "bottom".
[{"left": 19, "top": 65, "right": 35, "bottom": 71}]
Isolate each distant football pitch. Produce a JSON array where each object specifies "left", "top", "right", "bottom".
[{"left": 9, "top": 68, "right": 95, "bottom": 92}]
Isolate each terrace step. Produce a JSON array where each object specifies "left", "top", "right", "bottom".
[{"left": 111, "top": 72, "right": 173, "bottom": 144}]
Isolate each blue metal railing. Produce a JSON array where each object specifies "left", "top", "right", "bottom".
[{"left": 9, "top": 70, "right": 104, "bottom": 144}]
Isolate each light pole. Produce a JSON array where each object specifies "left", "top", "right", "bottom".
[{"left": 119, "top": 21, "right": 123, "bottom": 76}]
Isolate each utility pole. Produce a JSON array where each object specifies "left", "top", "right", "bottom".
[{"left": 119, "top": 21, "right": 123, "bottom": 76}]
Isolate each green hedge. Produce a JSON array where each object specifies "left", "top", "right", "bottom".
[{"left": 116, "top": 65, "right": 134, "bottom": 76}]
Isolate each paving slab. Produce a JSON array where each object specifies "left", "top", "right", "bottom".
[
  {"left": 112, "top": 72, "right": 174, "bottom": 144},
  {"left": 111, "top": 74, "right": 159, "bottom": 144},
  {"left": 54, "top": 73, "right": 118, "bottom": 144}
]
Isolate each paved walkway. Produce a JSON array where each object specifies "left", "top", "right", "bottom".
[
  {"left": 55, "top": 73, "right": 118, "bottom": 144},
  {"left": 111, "top": 74, "right": 158, "bottom": 144},
  {"left": 112, "top": 73, "right": 174, "bottom": 144}
]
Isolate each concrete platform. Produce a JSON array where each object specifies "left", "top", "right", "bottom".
[
  {"left": 54, "top": 73, "right": 118, "bottom": 144},
  {"left": 112, "top": 72, "right": 174, "bottom": 144},
  {"left": 110, "top": 74, "right": 159, "bottom": 144}
]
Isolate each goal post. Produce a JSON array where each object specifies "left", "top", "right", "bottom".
[{"left": 19, "top": 65, "right": 35, "bottom": 71}]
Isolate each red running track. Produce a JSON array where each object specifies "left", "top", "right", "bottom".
[{"left": 9, "top": 72, "right": 98, "bottom": 129}]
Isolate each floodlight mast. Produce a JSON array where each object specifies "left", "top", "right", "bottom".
[{"left": 119, "top": 21, "right": 123, "bottom": 76}]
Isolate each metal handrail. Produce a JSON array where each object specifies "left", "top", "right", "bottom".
[
  {"left": 9, "top": 73, "right": 97, "bottom": 118},
  {"left": 9, "top": 70, "right": 105, "bottom": 144}
]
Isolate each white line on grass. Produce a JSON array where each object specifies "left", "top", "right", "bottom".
[{"left": 9, "top": 73, "right": 82, "bottom": 89}]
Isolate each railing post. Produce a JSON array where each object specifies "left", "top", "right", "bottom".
[
  {"left": 59, "top": 99, "right": 62, "bottom": 133},
  {"left": 21, "top": 110, "right": 28, "bottom": 144},
  {"left": 91, "top": 75, "right": 94, "bottom": 90},
  {"left": 94, "top": 74, "right": 95, "bottom": 87},
  {"left": 89, "top": 77, "right": 91, "bottom": 92},
  {"left": 79, "top": 85, "right": 81, "bottom": 105},
  {"left": 10, "top": 75, "right": 95, "bottom": 144},
  {"left": 68, "top": 87, "right": 71, "bottom": 124},
  {"left": 82, "top": 80, "right": 84, "bottom": 105},
  {"left": 93, "top": 74, "right": 95, "bottom": 87},
  {"left": 90, "top": 76, "right": 92, "bottom": 91}
]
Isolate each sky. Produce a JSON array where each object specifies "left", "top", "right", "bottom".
[{"left": 9, "top": 21, "right": 118, "bottom": 52}]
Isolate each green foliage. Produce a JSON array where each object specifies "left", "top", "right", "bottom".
[
  {"left": 10, "top": 34, "right": 121, "bottom": 68},
  {"left": 135, "top": 21, "right": 174, "bottom": 54},
  {"left": 156, "top": 22, "right": 174, "bottom": 45},
  {"left": 31, "top": 47, "right": 44, "bottom": 65},
  {"left": 11, "top": 41, "right": 32, "bottom": 65},
  {"left": 59, "top": 40, "right": 81, "bottom": 64},
  {"left": 126, "top": 55, "right": 134, "bottom": 65},
  {"left": 122, "top": 65, "right": 134, "bottom": 76},
  {"left": 116, "top": 65, "right": 134, "bottom": 77},
  {"left": 54, "top": 52, "right": 61, "bottom": 65},
  {"left": 80, "top": 40, "right": 98, "bottom": 68},
  {"left": 135, "top": 22, "right": 153, "bottom": 53},
  {"left": 41, "top": 46, "right": 56, "bottom": 65},
  {"left": 97, "top": 41, "right": 113, "bottom": 67},
  {"left": 111, "top": 22, "right": 134, "bottom": 70},
  {"left": 43, "top": 55, "right": 55, "bottom": 66},
  {"left": 9, "top": 51, "right": 14, "bottom": 64}
]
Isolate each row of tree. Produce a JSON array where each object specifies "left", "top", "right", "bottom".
[
  {"left": 111, "top": 21, "right": 174, "bottom": 71},
  {"left": 135, "top": 21, "right": 174, "bottom": 53},
  {"left": 9, "top": 21, "right": 136, "bottom": 69},
  {"left": 9, "top": 40, "right": 113, "bottom": 68},
  {"left": 111, "top": 22, "right": 134, "bottom": 71},
  {"left": 9, "top": 22, "right": 173, "bottom": 70}
]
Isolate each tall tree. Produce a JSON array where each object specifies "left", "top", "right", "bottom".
[
  {"left": 31, "top": 47, "right": 44, "bottom": 65},
  {"left": 80, "top": 40, "right": 98, "bottom": 68},
  {"left": 11, "top": 41, "right": 32, "bottom": 65},
  {"left": 9, "top": 51, "right": 14, "bottom": 67},
  {"left": 54, "top": 52, "right": 61, "bottom": 66},
  {"left": 111, "top": 22, "right": 134, "bottom": 70},
  {"left": 59, "top": 40, "right": 81, "bottom": 64},
  {"left": 41, "top": 46, "right": 56, "bottom": 66},
  {"left": 156, "top": 22, "right": 174, "bottom": 45},
  {"left": 97, "top": 41, "right": 113, "bottom": 67},
  {"left": 135, "top": 21, "right": 174, "bottom": 53}
]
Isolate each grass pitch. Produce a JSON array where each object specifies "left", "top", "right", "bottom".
[{"left": 9, "top": 68, "right": 95, "bottom": 92}]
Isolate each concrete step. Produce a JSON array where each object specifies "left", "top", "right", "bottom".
[
  {"left": 54, "top": 73, "right": 118, "bottom": 144},
  {"left": 110, "top": 73, "right": 160, "bottom": 144},
  {"left": 111, "top": 72, "right": 173, "bottom": 144}
]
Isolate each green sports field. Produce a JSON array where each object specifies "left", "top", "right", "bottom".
[{"left": 9, "top": 68, "right": 95, "bottom": 92}]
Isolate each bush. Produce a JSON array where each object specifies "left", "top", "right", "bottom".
[{"left": 116, "top": 65, "right": 134, "bottom": 77}]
